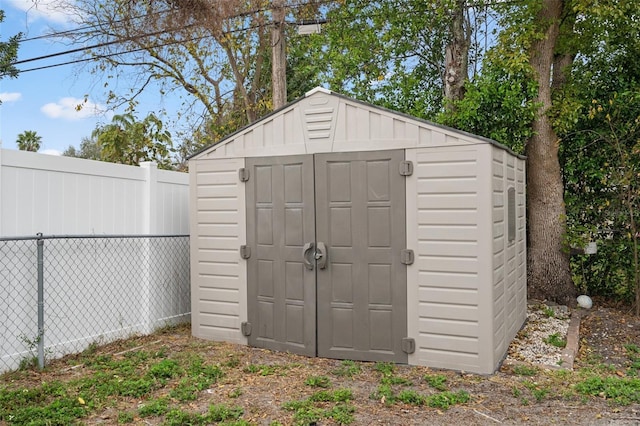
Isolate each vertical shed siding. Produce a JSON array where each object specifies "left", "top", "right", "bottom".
[
  {"left": 491, "top": 148, "right": 527, "bottom": 363},
  {"left": 199, "top": 106, "right": 308, "bottom": 159},
  {"left": 515, "top": 157, "right": 527, "bottom": 328},
  {"left": 190, "top": 158, "right": 247, "bottom": 344},
  {"left": 407, "top": 145, "right": 491, "bottom": 372}
]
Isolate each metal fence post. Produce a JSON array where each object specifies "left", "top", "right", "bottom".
[{"left": 36, "top": 233, "right": 45, "bottom": 369}]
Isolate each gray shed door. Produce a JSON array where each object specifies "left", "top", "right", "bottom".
[{"left": 246, "top": 151, "right": 407, "bottom": 363}]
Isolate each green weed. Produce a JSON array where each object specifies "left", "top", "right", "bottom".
[
  {"left": 424, "top": 374, "right": 448, "bottom": 391},
  {"left": 531, "top": 387, "right": 550, "bottom": 402},
  {"left": 327, "top": 403, "right": 356, "bottom": 424},
  {"left": 425, "top": 390, "right": 470, "bottom": 410},
  {"left": 396, "top": 390, "right": 425, "bottom": 405},
  {"left": 374, "top": 362, "right": 395, "bottom": 377},
  {"left": 148, "top": 359, "right": 182, "bottom": 380},
  {"left": 2, "top": 397, "right": 88, "bottom": 425},
  {"left": 513, "top": 364, "right": 538, "bottom": 376},
  {"left": 575, "top": 376, "right": 640, "bottom": 405},
  {"left": 164, "top": 408, "right": 204, "bottom": 426},
  {"left": 138, "top": 397, "right": 169, "bottom": 417},
  {"left": 283, "top": 390, "right": 355, "bottom": 425},
  {"left": 305, "top": 375, "right": 331, "bottom": 388},
  {"left": 332, "top": 360, "right": 361, "bottom": 378},
  {"left": 370, "top": 383, "right": 394, "bottom": 403},
  {"left": 228, "top": 387, "right": 243, "bottom": 398},
  {"left": 544, "top": 333, "right": 567, "bottom": 348},
  {"left": 308, "top": 389, "right": 353, "bottom": 403},
  {"left": 117, "top": 411, "right": 135, "bottom": 423},
  {"left": 169, "top": 378, "right": 200, "bottom": 402},
  {"left": 207, "top": 403, "right": 243, "bottom": 422},
  {"left": 242, "top": 363, "right": 281, "bottom": 376},
  {"left": 382, "top": 376, "right": 412, "bottom": 386}
]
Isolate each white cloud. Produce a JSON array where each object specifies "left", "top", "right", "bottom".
[
  {"left": 0, "top": 92, "right": 22, "bottom": 103},
  {"left": 41, "top": 97, "right": 106, "bottom": 120},
  {"left": 7, "top": 0, "right": 78, "bottom": 26},
  {"left": 40, "top": 149, "right": 62, "bottom": 156}
]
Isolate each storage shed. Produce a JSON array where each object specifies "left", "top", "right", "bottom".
[{"left": 189, "top": 87, "right": 526, "bottom": 374}]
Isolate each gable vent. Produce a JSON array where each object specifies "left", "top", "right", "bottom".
[{"left": 304, "top": 107, "right": 334, "bottom": 140}]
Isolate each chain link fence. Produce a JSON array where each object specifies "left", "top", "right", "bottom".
[{"left": 0, "top": 234, "right": 190, "bottom": 373}]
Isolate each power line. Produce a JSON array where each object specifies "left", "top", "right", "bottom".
[
  {"left": 2, "top": 20, "right": 274, "bottom": 77},
  {"left": 17, "top": 0, "right": 331, "bottom": 44},
  {"left": 3, "top": 1, "right": 358, "bottom": 80},
  {"left": 8, "top": 0, "right": 332, "bottom": 70}
]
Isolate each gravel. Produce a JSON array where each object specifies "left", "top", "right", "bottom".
[{"left": 505, "top": 303, "right": 571, "bottom": 367}]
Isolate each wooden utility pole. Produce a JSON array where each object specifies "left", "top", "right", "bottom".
[{"left": 271, "top": 0, "right": 287, "bottom": 110}]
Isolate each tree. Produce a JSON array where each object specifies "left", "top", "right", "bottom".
[
  {"left": 308, "top": 1, "right": 491, "bottom": 119},
  {"left": 560, "top": 0, "right": 640, "bottom": 312},
  {"left": 63, "top": 136, "right": 102, "bottom": 160},
  {"left": 524, "top": 0, "right": 575, "bottom": 304},
  {"left": 92, "top": 113, "right": 173, "bottom": 169},
  {"left": 63, "top": 0, "right": 330, "bottom": 145},
  {"left": 0, "top": 10, "right": 21, "bottom": 82},
  {"left": 16, "top": 131, "right": 42, "bottom": 152}
]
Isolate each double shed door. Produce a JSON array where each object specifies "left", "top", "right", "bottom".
[{"left": 245, "top": 150, "right": 407, "bottom": 363}]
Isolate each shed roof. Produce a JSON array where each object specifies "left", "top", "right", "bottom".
[{"left": 190, "top": 87, "right": 524, "bottom": 160}]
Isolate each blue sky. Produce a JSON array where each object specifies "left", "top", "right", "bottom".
[{"left": 0, "top": 0, "right": 177, "bottom": 155}]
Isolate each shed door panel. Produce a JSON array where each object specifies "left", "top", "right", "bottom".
[
  {"left": 245, "top": 156, "right": 316, "bottom": 356},
  {"left": 315, "top": 150, "right": 407, "bottom": 363}
]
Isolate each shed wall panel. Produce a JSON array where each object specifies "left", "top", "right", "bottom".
[
  {"left": 190, "top": 158, "right": 247, "bottom": 344},
  {"left": 491, "top": 148, "right": 527, "bottom": 364},
  {"left": 407, "top": 146, "right": 492, "bottom": 373}
]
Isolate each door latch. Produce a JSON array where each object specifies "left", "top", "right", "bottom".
[{"left": 401, "top": 249, "right": 414, "bottom": 265}]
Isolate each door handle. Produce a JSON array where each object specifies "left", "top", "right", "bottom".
[
  {"left": 316, "top": 242, "right": 328, "bottom": 269},
  {"left": 302, "top": 242, "right": 315, "bottom": 270}
]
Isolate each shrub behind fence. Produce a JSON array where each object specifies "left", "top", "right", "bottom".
[{"left": 0, "top": 234, "right": 190, "bottom": 373}]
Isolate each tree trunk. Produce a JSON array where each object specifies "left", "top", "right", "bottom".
[
  {"left": 443, "top": 0, "right": 469, "bottom": 111},
  {"left": 271, "top": 0, "right": 287, "bottom": 110},
  {"left": 526, "top": 0, "right": 576, "bottom": 305}
]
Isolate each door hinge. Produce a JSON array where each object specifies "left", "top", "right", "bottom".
[
  {"left": 240, "top": 245, "right": 251, "bottom": 259},
  {"left": 402, "top": 337, "right": 415, "bottom": 354},
  {"left": 400, "top": 249, "right": 414, "bottom": 265},
  {"left": 399, "top": 160, "right": 414, "bottom": 176},
  {"left": 241, "top": 322, "right": 252, "bottom": 336},
  {"left": 239, "top": 168, "right": 250, "bottom": 182}
]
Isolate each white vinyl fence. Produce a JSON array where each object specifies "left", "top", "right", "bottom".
[
  {"left": 0, "top": 148, "right": 188, "bottom": 236},
  {"left": 0, "top": 149, "right": 190, "bottom": 373}
]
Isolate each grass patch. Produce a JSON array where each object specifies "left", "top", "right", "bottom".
[
  {"left": 243, "top": 363, "right": 283, "bottom": 376},
  {"left": 305, "top": 375, "right": 332, "bottom": 388},
  {"left": 163, "top": 403, "right": 244, "bottom": 426},
  {"left": 374, "top": 362, "right": 395, "bottom": 377},
  {"left": 332, "top": 360, "right": 361, "bottom": 378},
  {"left": 513, "top": 364, "right": 538, "bottom": 376},
  {"left": 575, "top": 376, "right": 640, "bottom": 405},
  {"left": 138, "top": 397, "right": 169, "bottom": 417},
  {"left": 283, "top": 389, "right": 355, "bottom": 425},
  {"left": 424, "top": 374, "right": 448, "bottom": 391},
  {"left": 544, "top": 333, "right": 567, "bottom": 348},
  {"left": 148, "top": 359, "right": 182, "bottom": 380}
]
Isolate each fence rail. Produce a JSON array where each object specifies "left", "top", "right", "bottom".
[{"left": 0, "top": 234, "right": 190, "bottom": 373}]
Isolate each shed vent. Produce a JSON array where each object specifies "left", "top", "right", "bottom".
[{"left": 304, "top": 107, "right": 334, "bottom": 140}]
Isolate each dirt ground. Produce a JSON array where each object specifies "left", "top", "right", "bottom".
[{"left": 3, "top": 302, "right": 640, "bottom": 426}]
